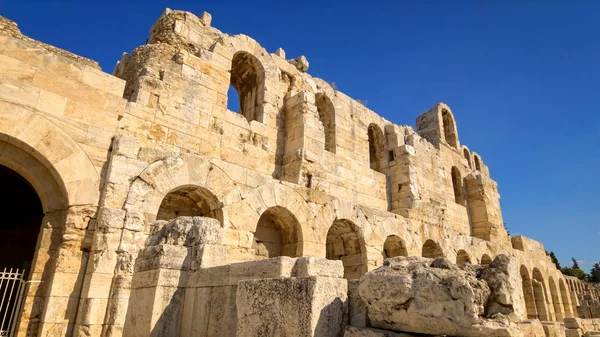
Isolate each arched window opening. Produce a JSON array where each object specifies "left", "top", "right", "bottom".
[
  {"left": 0, "top": 165, "right": 43, "bottom": 271},
  {"left": 315, "top": 93, "right": 336, "bottom": 153},
  {"left": 520, "top": 265, "right": 538, "bottom": 319},
  {"left": 368, "top": 123, "right": 385, "bottom": 171},
  {"left": 383, "top": 235, "right": 407, "bottom": 259},
  {"left": 532, "top": 268, "right": 550, "bottom": 321},
  {"left": 474, "top": 155, "right": 482, "bottom": 171},
  {"left": 549, "top": 277, "right": 564, "bottom": 321},
  {"left": 157, "top": 185, "right": 223, "bottom": 225},
  {"left": 451, "top": 167, "right": 465, "bottom": 206},
  {"left": 463, "top": 148, "right": 472, "bottom": 169},
  {"left": 422, "top": 239, "right": 444, "bottom": 259},
  {"left": 326, "top": 219, "right": 367, "bottom": 279},
  {"left": 481, "top": 254, "right": 493, "bottom": 265},
  {"left": 229, "top": 51, "right": 264, "bottom": 122},
  {"left": 252, "top": 206, "right": 302, "bottom": 259},
  {"left": 456, "top": 250, "right": 471, "bottom": 264},
  {"left": 441, "top": 109, "right": 458, "bottom": 148}
]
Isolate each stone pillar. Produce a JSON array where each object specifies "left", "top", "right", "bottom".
[
  {"left": 281, "top": 90, "right": 314, "bottom": 185},
  {"left": 522, "top": 279, "right": 539, "bottom": 319},
  {"left": 389, "top": 144, "right": 419, "bottom": 214},
  {"left": 123, "top": 216, "right": 223, "bottom": 337},
  {"left": 72, "top": 135, "right": 148, "bottom": 337},
  {"left": 465, "top": 173, "right": 510, "bottom": 247},
  {"left": 37, "top": 205, "right": 96, "bottom": 337},
  {"left": 16, "top": 210, "right": 66, "bottom": 337}
]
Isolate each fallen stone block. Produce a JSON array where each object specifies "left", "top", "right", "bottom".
[{"left": 359, "top": 256, "right": 521, "bottom": 337}]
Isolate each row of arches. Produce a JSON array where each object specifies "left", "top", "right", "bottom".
[
  {"left": 462, "top": 147, "right": 482, "bottom": 171},
  {"left": 142, "top": 157, "right": 576, "bottom": 323},
  {"left": 520, "top": 265, "right": 575, "bottom": 321},
  {"left": 227, "top": 51, "right": 388, "bottom": 172},
  {"left": 156, "top": 185, "right": 499, "bottom": 279}
]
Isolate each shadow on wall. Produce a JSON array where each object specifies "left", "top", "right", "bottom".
[
  {"left": 314, "top": 297, "right": 347, "bottom": 337},
  {"left": 149, "top": 270, "right": 188, "bottom": 337}
]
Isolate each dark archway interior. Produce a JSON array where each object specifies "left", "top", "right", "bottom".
[{"left": 0, "top": 165, "right": 43, "bottom": 271}]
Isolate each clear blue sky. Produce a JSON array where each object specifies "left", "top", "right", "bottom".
[{"left": 1, "top": 1, "right": 598, "bottom": 270}]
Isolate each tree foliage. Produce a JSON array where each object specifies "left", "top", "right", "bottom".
[
  {"left": 589, "top": 262, "right": 600, "bottom": 283},
  {"left": 560, "top": 257, "right": 589, "bottom": 280},
  {"left": 547, "top": 251, "right": 561, "bottom": 270}
]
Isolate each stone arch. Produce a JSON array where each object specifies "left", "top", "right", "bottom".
[
  {"left": 548, "top": 277, "right": 563, "bottom": 321},
  {"left": 456, "top": 249, "right": 471, "bottom": 264},
  {"left": 474, "top": 154, "right": 482, "bottom": 171},
  {"left": 222, "top": 181, "right": 315, "bottom": 261},
  {"left": 422, "top": 239, "right": 444, "bottom": 259},
  {"left": 451, "top": 166, "right": 465, "bottom": 206},
  {"left": 559, "top": 278, "right": 574, "bottom": 318},
  {"left": 125, "top": 155, "right": 241, "bottom": 229},
  {"left": 532, "top": 268, "right": 550, "bottom": 321},
  {"left": 520, "top": 265, "right": 538, "bottom": 319},
  {"left": 315, "top": 93, "right": 336, "bottom": 153},
  {"left": 481, "top": 254, "right": 493, "bottom": 265},
  {"left": 0, "top": 110, "right": 99, "bottom": 210},
  {"left": 441, "top": 108, "right": 458, "bottom": 149},
  {"left": 367, "top": 123, "right": 385, "bottom": 171},
  {"left": 156, "top": 185, "right": 223, "bottom": 224},
  {"left": 0, "top": 112, "right": 98, "bottom": 335},
  {"left": 252, "top": 206, "right": 303, "bottom": 259},
  {"left": 463, "top": 147, "right": 472, "bottom": 169},
  {"left": 229, "top": 51, "right": 266, "bottom": 122},
  {"left": 382, "top": 235, "right": 407, "bottom": 259},
  {"left": 326, "top": 219, "right": 367, "bottom": 279}
]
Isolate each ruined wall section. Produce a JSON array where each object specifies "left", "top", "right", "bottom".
[
  {"left": 0, "top": 16, "right": 127, "bottom": 337},
  {"left": 114, "top": 9, "right": 389, "bottom": 211}
]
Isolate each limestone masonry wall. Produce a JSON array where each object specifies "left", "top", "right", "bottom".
[{"left": 0, "top": 8, "right": 597, "bottom": 337}]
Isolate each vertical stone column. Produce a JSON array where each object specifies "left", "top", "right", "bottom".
[
  {"left": 465, "top": 173, "right": 510, "bottom": 246},
  {"left": 16, "top": 210, "right": 66, "bottom": 337},
  {"left": 37, "top": 205, "right": 96, "bottom": 337},
  {"left": 281, "top": 90, "right": 315, "bottom": 185},
  {"left": 123, "top": 216, "right": 223, "bottom": 337},
  {"left": 522, "top": 279, "right": 539, "bottom": 319},
  {"left": 73, "top": 135, "right": 148, "bottom": 337},
  {"left": 389, "top": 144, "right": 419, "bottom": 215}
]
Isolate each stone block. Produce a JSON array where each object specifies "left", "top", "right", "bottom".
[
  {"left": 344, "top": 326, "right": 428, "bottom": 337},
  {"left": 112, "top": 134, "right": 140, "bottom": 159},
  {"left": 229, "top": 256, "right": 295, "bottom": 285},
  {"left": 292, "top": 256, "right": 344, "bottom": 278},
  {"left": 236, "top": 276, "right": 348, "bottom": 337},
  {"left": 359, "top": 256, "right": 519, "bottom": 337}
]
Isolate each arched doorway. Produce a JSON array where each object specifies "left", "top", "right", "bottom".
[
  {"left": 157, "top": 185, "right": 223, "bottom": 225},
  {"left": 0, "top": 165, "right": 44, "bottom": 270},
  {"left": 252, "top": 206, "right": 302, "bottom": 259},
  {"left": 421, "top": 239, "right": 444, "bottom": 259},
  {"left": 326, "top": 219, "right": 367, "bottom": 279},
  {"left": 382, "top": 235, "right": 407, "bottom": 259},
  {"left": 481, "top": 254, "right": 493, "bottom": 265},
  {"left": 456, "top": 250, "right": 471, "bottom": 264},
  {"left": 315, "top": 93, "right": 336, "bottom": 153},
  {"left": 0, "top": 165, "right": 44, "bottom": 334},
  {"left": 367, "top": 124, "right": 385, "bottom": 172}
]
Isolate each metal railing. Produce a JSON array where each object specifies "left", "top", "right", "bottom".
[{"left": 0, "top": 268, "right": 26, "bottom": 337}]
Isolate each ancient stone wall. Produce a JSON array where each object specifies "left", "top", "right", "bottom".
[{"left": 0, "top": 8, "right": 594, "bottom": 337}]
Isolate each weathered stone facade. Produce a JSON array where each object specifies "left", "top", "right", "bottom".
[{"left": 0, "top": 8, "right": 598, "bottom": 337}]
